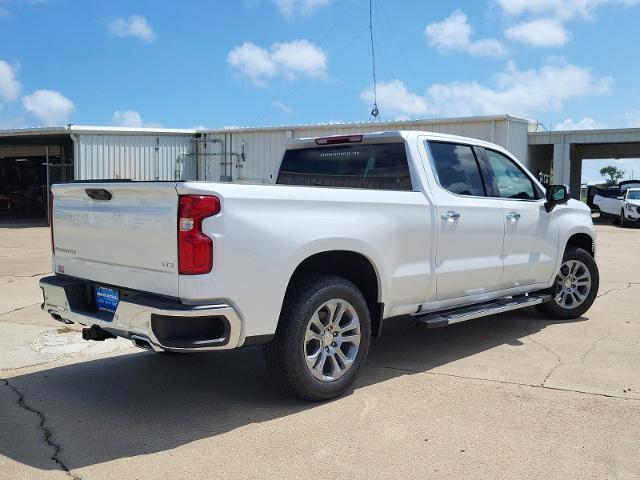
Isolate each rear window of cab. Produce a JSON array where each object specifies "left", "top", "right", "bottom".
[{"left": 276, "top": 143, "right": 413, "bottom": 191}]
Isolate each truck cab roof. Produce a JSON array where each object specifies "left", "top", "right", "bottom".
[{"left": 287, "top": 130, "right": 513, "bottom": 157}]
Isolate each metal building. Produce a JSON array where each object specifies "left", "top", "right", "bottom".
[
  {"left": 0, "top": 115, "right": 537, "bottom": 220},
  {"left": 197, "top": 115, "right": 536, "bottom": 183},
  {"left": 2, "top": 114, "right": 638, "bottom": 222},
  {"left": 0, "top": 126, "right": 195, "bottom": 219}
]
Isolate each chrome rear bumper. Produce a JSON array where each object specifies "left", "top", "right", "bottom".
[{"left": 39, "top": 275, "right": 242, "bottom": 352}]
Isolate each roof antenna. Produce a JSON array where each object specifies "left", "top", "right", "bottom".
[{"left": 368, "top": 0, "right": 380, "bottom": 122}]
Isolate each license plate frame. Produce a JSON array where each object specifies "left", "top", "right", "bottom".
[{"left": 95, "top": 286, "right": 120, "bottom": 314}]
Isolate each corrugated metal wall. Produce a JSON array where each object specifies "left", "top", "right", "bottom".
[
  {"left": 74, "top": 133, "right": 195, "bottom": 181},
  {"left": 201, "top": 117, "right": 535, "bottom": 183},
  {"left": 71, "top": 118, "right": 534, "bottom": 183}
]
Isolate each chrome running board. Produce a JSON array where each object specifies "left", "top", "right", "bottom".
[{"left": 414, "top": 294, "right": 551, "bottom": 329}]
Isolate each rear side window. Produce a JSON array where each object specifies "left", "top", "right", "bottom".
[
  {"left": 276, "top": 143, "right": 412, "bottom": 191},
  {"left": 428, "top": 142, "right": 485, "bottom": 196}
]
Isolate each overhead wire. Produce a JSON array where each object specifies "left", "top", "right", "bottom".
[
  {"left": 368, "top": 0, "right": 380, "bottom": 121},
  {"left": 251, "top": 0, "right": 365, "bottom": 125}
]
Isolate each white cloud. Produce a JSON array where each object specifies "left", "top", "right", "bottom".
[
  {"left": 360, "top": 79, "right": 431, "bottom": 118},
  {"left": 1, "top": 0, "right": 54, "bottom": 18},
  {"left": 505, "top": 18, "right": 569, "bottom": 46},
  {"left": 626, "top": 111, "right": 640, "bottom": 127},
  {"left": 271, "top": 0, "right": 333, "bottom": 19},
  {"left": 425, "top": 10, "right": 506, "bottom": 58},
  {"left": 555, "top": 117, "right": 607, "bottom": 130},
  {"left": 498, "top": 0, "right": 639, "bottom": 48},
  {"left": 426, "top": 61, "right": 610, "bottom": 116},
  {"left": 359, "top": 61, "right": 610, "bottom": 119},
  {"left": 112, "top": 109, "right": 162, "bottom": 128},
  {"left": 108, "top": 14, "right": 156, "bottom": 43},
  {"left": 113, "top": 109, "right": 143, "bottom": 127},
  {"left": 0, "top": 60, "right": 20, "bottom": 102},
  {"left": 271, "top": 40, "right": 327, "bottom": 78},
  {"left": 271, "top": 100, "right": 293, "bottom": 113},
  {"left": 227, "top": 39, "right": 327, "bottom": 86},
  {"left": 495, "top": 0, "right": 640, "bottom": 20},
  {"left": 227, "top": 42, "right": 276, "bottom": 86},
  {"left": 22, "top": 89, "right": 74, "bottom": 125}
]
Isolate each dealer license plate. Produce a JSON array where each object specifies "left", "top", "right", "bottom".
[{"left": 95, "top": 286, "right": 119, "bottom": 314}]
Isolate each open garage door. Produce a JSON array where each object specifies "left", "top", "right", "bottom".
[{"left": 0, "top": 134, "right": 73, "bottom": 224}]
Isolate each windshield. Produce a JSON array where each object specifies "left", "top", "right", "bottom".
[{"left": 627, "top": 190, "right": 640, "bottom": 200}]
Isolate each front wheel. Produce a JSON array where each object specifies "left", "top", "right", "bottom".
[
  {"left": 620, "top": 209, "right": 628, "bottom": 228},
  {"left": 535, "top": 246, "right": 599, "bottom": 320},
  {"left": 263, "top": 274, "right": 371, "bottom": 401}
]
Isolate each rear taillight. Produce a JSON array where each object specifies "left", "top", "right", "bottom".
[
  {"left": 178, "top": 195, "right": 220, "bottom": 275},
  {"left": 49, "top": 192, "right": 54, "bottom": 254}
]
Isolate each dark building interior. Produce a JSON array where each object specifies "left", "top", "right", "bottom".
[{"left": 0, "top": 133, "right": 73, "bottom": 221}]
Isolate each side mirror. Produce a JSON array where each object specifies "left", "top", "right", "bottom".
[
  {"left": 545, "top": 185, "right": 570, "bottom": 212},
  {"left": 617, "top": 196, "right": 624, "bottom": 200}
]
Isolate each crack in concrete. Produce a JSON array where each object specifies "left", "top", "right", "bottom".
[
  {"left": 580, "top": 333, "right": 611, "bottom": 364},
  {"left": 1, "top": 378, "right": 80, "bottom": 480},
  {"left": 597, "top": 282, "right": 633, "bottom": 299},
  {"left": 371, "top": 365, "right": 640, "bottom": 402},
  {"left": 0, "top": 250, "right": 49, "bottom": 259},
  {"left": 522, "top": 319, "right": 614, "bottom": 387},
  {"left": 0, "top": 302, "right": 41, "bottom": 318},
  {"left": 0, "top": 272, "right": 50, "bottom": 278},
  {"left": 523, "top": 319, "right": 563, "bottom": 386}
]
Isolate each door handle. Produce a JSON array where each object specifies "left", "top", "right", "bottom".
[
  {"left": 441, "top": 211, "right": 461, "bottom": 220},
  {"left": 505, "top": 212, "right": 521, "bottom": 221}
]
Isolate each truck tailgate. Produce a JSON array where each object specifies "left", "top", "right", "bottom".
[{"left": 51, "top": 182, "right": 179, "bottom": 297}]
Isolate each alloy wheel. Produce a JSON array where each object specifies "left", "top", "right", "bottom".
[{"left": 304, "top": 298, "right": 361, "bottom": 382}]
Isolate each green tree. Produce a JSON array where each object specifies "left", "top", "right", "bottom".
[{"left": 600, "top": 165, "right": 625, "bottom": 186}]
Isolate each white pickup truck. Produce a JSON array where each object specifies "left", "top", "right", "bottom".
[{"left": 40, "top": 131, "right": 599, "bottom": 400}]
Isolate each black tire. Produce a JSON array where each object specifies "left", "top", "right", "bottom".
[
  {"left": 620, "top": 209, "right": 627, "bottom": 228},
  {"left": 263, "top": 274, "right": 371, "bottom": 401},
  {"left": 535, "top": 246, "right": 599, "bottom": 320}
]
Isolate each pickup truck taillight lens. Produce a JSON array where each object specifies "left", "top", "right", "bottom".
[
  {"left": 178, "top": 195, "right": 220, "bottom": 275},
  {"left": 49, "top": 192, "right": 54, "bottom": 254}
]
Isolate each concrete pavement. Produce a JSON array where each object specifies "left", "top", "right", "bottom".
[{"left": 0, "top": 219, "right": 639, "bottom": 479}]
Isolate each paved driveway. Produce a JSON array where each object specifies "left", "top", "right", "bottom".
[{"left": 1, "top": 219, "right": 639, "bottom": 479}]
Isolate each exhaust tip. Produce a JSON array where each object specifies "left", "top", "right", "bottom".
[{"left": 131, "top": 335, "right": 153, "bottom": 350}]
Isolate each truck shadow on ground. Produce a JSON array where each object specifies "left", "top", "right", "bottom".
[
  {"left": 0, "top": 219, "right": 48, "bottom": 229},
  {"left": 3, "top": 308, "right": 585, "bottom": 472}
]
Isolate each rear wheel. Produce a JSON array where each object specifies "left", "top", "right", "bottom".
[
  {"left": 263, "top": 274, "right": 371, "bottom": 401},
  {"left": 535, "top": 246, "right": 599, "bottom": 320}
]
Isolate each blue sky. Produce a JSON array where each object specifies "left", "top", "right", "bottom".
[{"left": 1, "top": 0, "right": 640, "bottom": 182}]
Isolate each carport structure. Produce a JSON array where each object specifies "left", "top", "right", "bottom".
[{"left": 529, "top": 128, "right": 640, "bottom": 198}]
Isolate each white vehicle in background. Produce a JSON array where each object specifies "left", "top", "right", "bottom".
[
  {"left": 592, "top": 180, "right": 640, "bottom": 222},
  {"left": 40, "top": 131, "right": 599, "bottom": 401},
  {"left": 619, "top": 188, "right": 640, "bottom": 227},
  {"left": 593, "top": 186, "right": 623, "bottom": 219}
]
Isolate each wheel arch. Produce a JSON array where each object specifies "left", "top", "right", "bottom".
[
  {"left": 281, "top": 250, "right": 384, "bottom": 337},
  {"left": 565, "top": 232, "right": 595, "bottom": 257}
]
